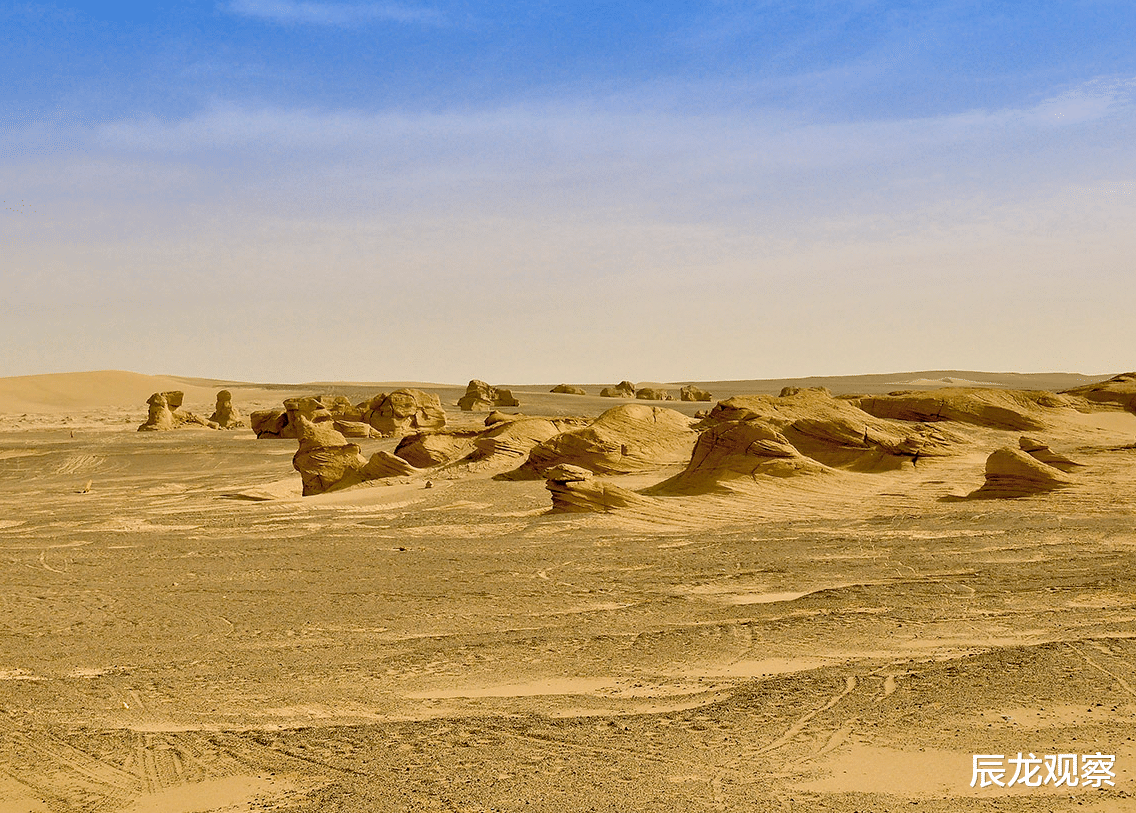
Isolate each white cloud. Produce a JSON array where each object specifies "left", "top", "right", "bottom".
[
  {"left": 225, "top": 0, "right": 443, "bottom": 26},
  {"left": 6, "top": 75, "right": 1136, "bottom": 380}
]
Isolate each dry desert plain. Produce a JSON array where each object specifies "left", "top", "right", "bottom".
[{"left": 0, "top": 369, "right": 1135, "bottom": 812}]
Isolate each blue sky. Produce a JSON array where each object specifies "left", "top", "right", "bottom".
[{"left": 2, "top": 1, "right": 1135, "bottom": 382}]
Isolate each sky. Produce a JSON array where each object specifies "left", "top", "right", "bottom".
[{"left": 2, "top": 0, "right": 1134, "bottom": 383}]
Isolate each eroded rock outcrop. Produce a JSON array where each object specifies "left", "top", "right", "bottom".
[
  {"left": 250, "top": 408, "right": 292, "bottom": 438},
  {"left": 649, "top": 420, "right": 829, "bottom": 494},
  {"left": 967, "top": 447, "right": 1074, "bottom": 499},
  {"left": 138, "top": 391, "right": 219, "bottom": 431},
  {"left": 504, "top": 404, "right": 697, "bottom": 479},
  {"left": 209, "top": 390, "right": 245, "bottom": 429},
  {"left": 544, "top": 464, "right": 646, "bottom": 513},
  {"left": 138, "top": 392, "right": 177, "bottom": 431},
  {"left": 395, "top": 431, "right": 481, "bottom": 469},
  {"left": 363, "top": 389, "right": 446, "bottom": 435},
  {"left": 457, "top": 380, "right": 520, "bottom": 411},
  {"left": 551, "top": 384, "right": 587, "bottom": 395},
  {"left": 292, "top": 416, "right": 370, "bottom": 496},
  {"left": 696, "top": 389, "right": 958, "bottom": 474},
  {"left": 395, "top": 417, "right": 588, "bottom": 476},
  {"left": 360, "top": 451, "right": 421, "bottom": 480},
  {"left": 680, "top": 385, "right": 712, "bottom": 402},
  {"left": 252, "top": 394, "right": 373, "bottom": 439},
  {"left": 599, "top": 381, "right": 636, "bottom": 398},
  {"left": 1018, "top": 436, "right": 1083, "bottom": 473},
  {"left": 469, "top": 417, "right": 583, "bottom": 471},
  {"left": 1063, "top": 373, "right": 1136, "bottom": 413},
  {"left": 853, "top": 388, "right": 1070, "bottom": 431},
  {"left": 635, "top": 388, "right": 673, "bottom": 401}
]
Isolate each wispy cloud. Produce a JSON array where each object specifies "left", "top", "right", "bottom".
[
  {"left": 226, "top": 0, "right": 444, "bottom": 26},
  {"left": 1024, "top": 77, "right": 1136, "bottom": 126}
]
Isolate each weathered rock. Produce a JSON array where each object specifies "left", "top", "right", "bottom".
[
  {"left": 209, "top": 390, "right": 244, "bottom": 429},
  {"left": 292, "top": 416, "right": 370, "bottom": 496},
  {"left": 635, "top": 388, "right": 673, "bottom": 401},
  {"left": 333, "top": 420, "right": 373, "bottom": 438},
  {"left": 361, "top": 451, "right": 422, "bottom": 480},
  {"left": 697, "top": 388, "right": 957, "bottom": 473},
  {"left": 505, "top": 404, "right": 697, "bottom": 479},
  {"left": 313, "top": 394, "right": 364, "bottom": 422},
  {"left": 853, "top": 388, "right": 1069, "bottom": 431},
  {"left": 471, "top": 418, "right": 581, "bottom": 467},
  {"left": 1063, "top": 372, "right": 1136, "bottom": 413},
  {"left": 551, "top": 384, "right": 587, "bottom": 395},
  {"left": 545, "top": 478, "right": 644, "bottom": 514},
  {"left": 138, "top": 392, "right": 176, "bottom": 431},
  {"left": 967, "top": 447, "right": 1074, "bottom": 499},
  {"left": 251, "top": 394, "right": 356, "bottom": 439},
  {"left": 780, "top": 386, "right": 831, "bottom": 398},
  {"left": 138, "top": 391, "right": 219, "bottom": 431},
  {"left": 457, "top": 380, "right": 520, "bottom": 411},
  {"left": 250, "top": 408, "right": 291, "bottom": 438},
  {"left": 680, "top": 385, "right": 712, "bottom": 402},
  {"left": 649, "top": 421, "right": 828, "bottom": 494},
  {"left": 1018, "top": 436, "right": 1083, "bottom": 473},
  {"left": 544, "top": 464, "right": 593, "bottom": 482},
  {"left": 395, "top": 431, "right": 480, "bottom": 468},
  {"left": 363, "top": 389, "right": 446, "bottom": 435},
  {"left": 599, "top": 381, "right": 636, "bottom": 398}
]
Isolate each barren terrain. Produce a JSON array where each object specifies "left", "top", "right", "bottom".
[{"left": 1, "top": 371, "right": 1134, "bottom": 812}]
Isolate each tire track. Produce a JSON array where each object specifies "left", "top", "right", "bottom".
[{"left": 753, "top": 675, "right": 858, "bottom": 757}]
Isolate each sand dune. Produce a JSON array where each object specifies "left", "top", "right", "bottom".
[{"left": 0, "top": 370, "right": 220, "bottom": 413}]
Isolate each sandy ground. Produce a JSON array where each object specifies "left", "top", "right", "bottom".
[{"left": 1, "top": 372, "right": 1134, "bottom": 812}]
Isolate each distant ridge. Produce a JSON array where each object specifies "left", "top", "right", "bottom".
[
  {"left": 511, "top": 371, "right": 1111, "bottom": 397},
  {"left": 0, "top": 369, "right": 1118, "bottom": 412}
]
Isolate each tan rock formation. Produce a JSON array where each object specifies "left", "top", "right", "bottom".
[
  {"left": 363, "top": 389, "right": 446, "bottom": 436},
  {"left": 395, "top": 431, "right": 480, "bottom": 468},
  {"left": 649, "top": 421, "right": 829, "bottom": 494},
  {"left": 208, "top": 390, "right": 244, "bottom": 429},
  {"left": 544, "top": 464, "right": 593, "bottom": 482},
  {"left": 360, "top": 451, "right": 422, "bottom": 480},
  {"left": 291, "top": 416, "right": 370, "bottom": 496},
  {"left": 457, "top": 380, "right": 520, "bottom": 411},
  {"left": 780, "top": 386, "right": 831, "bottom": 398},
  {"left": 252, "top": 394, "right": 365, "bottom": 439},
  {"left": 485, "top": 410, "right": 518, "bottom": 425},
  {"left": 853, "top": 388, "right": 1070, "bottom": 431},
  {"left": 504, "top": 404, "right": 697, "bottom": 479},
  {"left": 680, "top": 385, "right": 712, "bottom": 402},
  {"left": 333, "top": 420, "right": 373, "bottom": 438},
  {"left": 469, "top": 417, "right": 583, "bottom": 471},
  {"left": 635, "top": 388, "right": 673, "bottom": 401},
  {"left": 395, "top": 417, "right": 588, "bottom": 476},
  {"left": 599, "top": 381, "right": 636, "bottom": 398},
  {"left": 967, "top": 447, "right": 1074, "bottom": 499},
  {"left": 696, "top": 388, "right": 957, "bottom": 474},
  {"left": 1018, "top": 436, "right": 1083, "bottom": 472},
  {"left": 1063, "top": 372, "right": 1136, "bottom": 413},
  {"left": 138, "top": 392, "right": 176, "bottom": 431},
  {"left": 138, "top": 391, "right": 219, "bottom": 431},
  {"left": 250, "top": 408, "right": 291, "bottom": 438},
  {"left": 551, "top": 384, "right": 587, "bottom": 395},
  {"left": 545, "top": 477, "right": 646, "bottom": 514}
]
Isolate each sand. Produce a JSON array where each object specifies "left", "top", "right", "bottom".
[{"left": 0, "top": 370, "right": 1134, "bottom": 811}]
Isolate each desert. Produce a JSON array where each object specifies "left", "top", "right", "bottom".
[
  {"left": 0, "top": 368, "right": 1133, "bottom": 812},
  {"left": 6, "top": 3, "right": 1136, "bottom": 810}
]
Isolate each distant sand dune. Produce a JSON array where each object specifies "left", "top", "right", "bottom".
[{"left": 0, "top": 370, "right": 220, "bottom": 414}]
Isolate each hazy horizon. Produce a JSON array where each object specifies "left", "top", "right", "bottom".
[{"left": 3, "top": 1, "right": 1134, "bottom": 382}]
